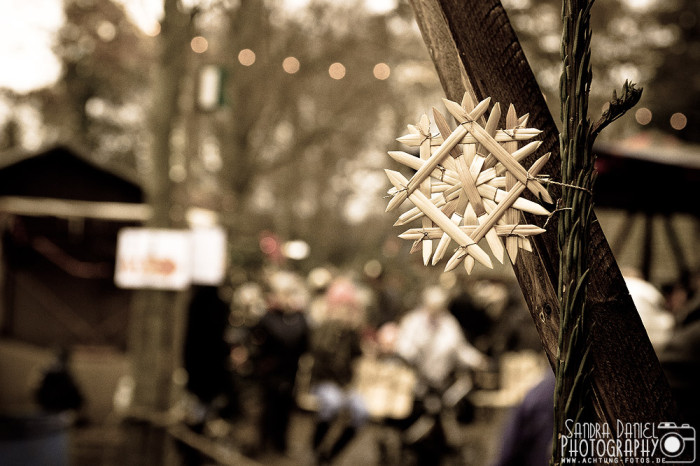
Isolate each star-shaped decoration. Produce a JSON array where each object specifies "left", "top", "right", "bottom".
[{"left": 385, "top": 93, "right": 552, "bottom": 273}]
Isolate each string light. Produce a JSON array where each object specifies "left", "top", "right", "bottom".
[
  {"left": 373, "top": 62, "right": 391, "bottom": 80},
  {"left": 145, "top": 23, "right": 161, "bottom": 37},
  {"left": 227, "top": 52, "right": 400, "bottom": 84},
  {"left": 282, "top": 56, "right": 300, "bottom": 74},
  {"left": 191, "top": 36, "right": 208, "bottom": 54},
  {"left": 97, "top": 21, "right": 117, "bottom": 42},
  {"left": 328, "top": 62, "right": 346, "bottom": 80},
  {"left": 670, "top": 112, "right": 687, "bottom": 130},
  {"left": 238, "top": 49, "right": 256, "bottom": 66},
  {"left": 635, "top": 107, "right": 652, "bottom": 125}
]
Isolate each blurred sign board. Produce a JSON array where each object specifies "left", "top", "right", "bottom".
[
  {"left": 190, "top": 226, "right": 227, "bottom": 286},
  {"left": 115, "top": 227, "right": 227, "bottom": 290}
]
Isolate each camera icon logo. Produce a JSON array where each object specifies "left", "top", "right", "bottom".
[{"left": 657, "top": 422, "right": 696, "bottom": 463}]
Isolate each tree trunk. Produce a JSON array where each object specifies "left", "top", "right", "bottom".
[
  {"left": 126, "top": 0, "right": 191, "bottom": 464},
  {"left": 408, "top": 0, "right": 676, "bottom": 429}
]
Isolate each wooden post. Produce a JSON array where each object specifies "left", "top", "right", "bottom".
[{"left": 408, "top": 0, "right": 677, "bottom": 429}]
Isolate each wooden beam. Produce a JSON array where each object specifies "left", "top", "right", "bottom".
[
  {"left": 409, "top": 0, "right": 676, "bottom": 426},
  {"left": 0, "top": 196, "right": 151, "bottom": 222}
]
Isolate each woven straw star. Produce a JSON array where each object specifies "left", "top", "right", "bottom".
[{"left": 385, "top": 93, "right": 552, "bottom": 273}]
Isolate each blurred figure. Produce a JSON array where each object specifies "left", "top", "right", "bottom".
[
  {"left": 395, "top": 285, "right": 489, "bottom": 391},
  {"left": 448, "top": 288, "right": 493, "bottom": 355},
  {"left": 309, "top": 277, "right": 369, "bottom": 465},
  {"left": 463, "top": 279, "right": 542, "bottom": 357},
  {"left": 34, "top": 347, "right": 84, "bottom": 418},
  {"left": 363, "top": 264, "right": 403, "bottom": 329},
  {"left": 622, "top": 268, "right": 674, "bottom": 352},
  {"left": 394, "top": 285, "right": 489, "bottom": 465},
  {"left": 659, "top": 296, "right": 700, "bottom": 428},
  {"left": 307, "top": 266, "right": 334, "bottom": 326},
  {"left": 251, "top": 270, "right": 310, "bottom": 455},
  {"left": 231, "top": 281, "right": 267, "bottom": 323},
  {"left": 662, "top": 281, "right": 691, "bottom": 317},
  {"left": 183, "top": 285, "right": 238, "bottom": 425},
  {"left": 662, "top": 270, "right": 699, "bottom": 318},
  {"left": 492, "top": 370, "right": 555, "bottom": 466}
]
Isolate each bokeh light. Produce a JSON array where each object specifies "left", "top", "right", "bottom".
[
  {"left": 373, "top": 62, "right": 391, "bottom": 80},
  {"left": 282, "top": 240, "right": 310, "bottom": 260},
  {"left": 363, "top": 259, "right": 383, "bottom": 279},
  {"left": 282, "top": 56, "right": 300, "bottom": 74},
  {"left": 145, "top": 23, "right": 161, "bottom": 37},
  {"left": 238, "top": 49, "right": 256, "bottom": 66},
  {"left": 169, "top": 165, "right": 186, "bottom": 183},
  {"left": 329, "top": 62, "right": 346, "bottom": 80},
  {"left": 670, "top": 112, "right": 687, "bottom": 130},
  {"left": 96, "top": 21, "right": 117, "bottom": 42},
  {"left": 259, "top": 235, "right": 278, "bottom": 255},
  {"left": 191, "top": 36, "right": 208, "bottom": 54},
  {"left": 635, "top": 107, "right": 652, "bottom": 125}
]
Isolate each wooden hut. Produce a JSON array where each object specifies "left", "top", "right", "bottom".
[{"left": 0, "top": 145, "right": 148, "bottom": 350}]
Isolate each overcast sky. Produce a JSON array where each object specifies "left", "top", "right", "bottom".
[
  {"left": 0, "top": 0, "right": 64, "bottom": 92},
  {"left": 0, "top": 0, "right": 398, "bottom": 94}
]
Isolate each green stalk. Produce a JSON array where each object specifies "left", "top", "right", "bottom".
[{"left": 552, "top": 0, "right": 641, "bottom": 464}]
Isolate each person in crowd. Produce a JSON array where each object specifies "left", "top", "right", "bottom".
[
  {"left": 363, "top": 266, "right": 404, "bottom": 329},
  {"left": 250, "top": 270, "right": 310, "bottom": 456},
  {"left": 448, "top": 288, "right": 493, "bottom": 355},
  {"left": 309, "top": 277, "right": 369, "bottom": 465},
  {"left": 183, "top": 285, "right": 239, "bottom": 425},
  {"left": 35, "top": 346, "right": 84, "bottom": 418},
  {"left": 457, "top": 279, "right": 542, "bottom": 358},
  {"left": 306, "top": 266, "right": 335, "bottom": 327},
  {"left": 492, "top": 370, "right": 555, "bottom": 466},
  {"left": 659, "top": 293, "right": 700, "bottom": 429},
  {"left": 393, "top": 285, "right": 489, "bottom": 464},
  {"left": 622, "top": 268, "right": 675, "bottom": 352},
  {"left": 395, "top": 285, "right": 489, "bottom": 392},
  {"left": 662, "top": 270, "right": 699, "bottom": 318}
]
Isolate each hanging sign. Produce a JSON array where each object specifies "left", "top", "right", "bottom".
[
  {"left": 114, "top": 226, "right": 227, "bottom": 290},
  {"left": 190, "top": 226, "right": 228, "bottom": 285},
  {"left": 115, "top": 228, "right": 191, "bottom": 290}
]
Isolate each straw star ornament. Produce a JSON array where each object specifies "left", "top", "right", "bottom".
[{"left": 385, "top": 93, "right": 553, "bottom": 273}]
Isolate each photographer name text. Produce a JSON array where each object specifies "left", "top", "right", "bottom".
[{"left": 561, "top": 420, "right": 695, "bottom": 463}]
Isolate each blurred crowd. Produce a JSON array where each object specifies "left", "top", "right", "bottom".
[
  {"left": 166, "top": 263, "right": 700, "bottom": 466},
  {"left": 176, "top": 265, "right": 545, "bottom": 465},
  {"left": 30, "top": 262, "right": 700, "bottom": 466}
]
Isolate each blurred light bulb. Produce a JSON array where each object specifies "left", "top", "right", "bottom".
[
  {"left": 635, "top": 107, "right": 652, "bottom": 125},
  {"left": 329, "top": 62, "right": 346, "bottom": 80},
  {"left": 373, "top": 63, "right": 391, "bottom": 80},
  {"left": 191, "top": 36, "right": 208, "bottom": 53},
  {"left": 238, "top": 49, "right": 256, "bottom": 66},
  {"left": 283, "top": 56, "right": 300, "bottom": 74},
  {"left": 670, "top": 112, "right": 687, "bottom": 130}
]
